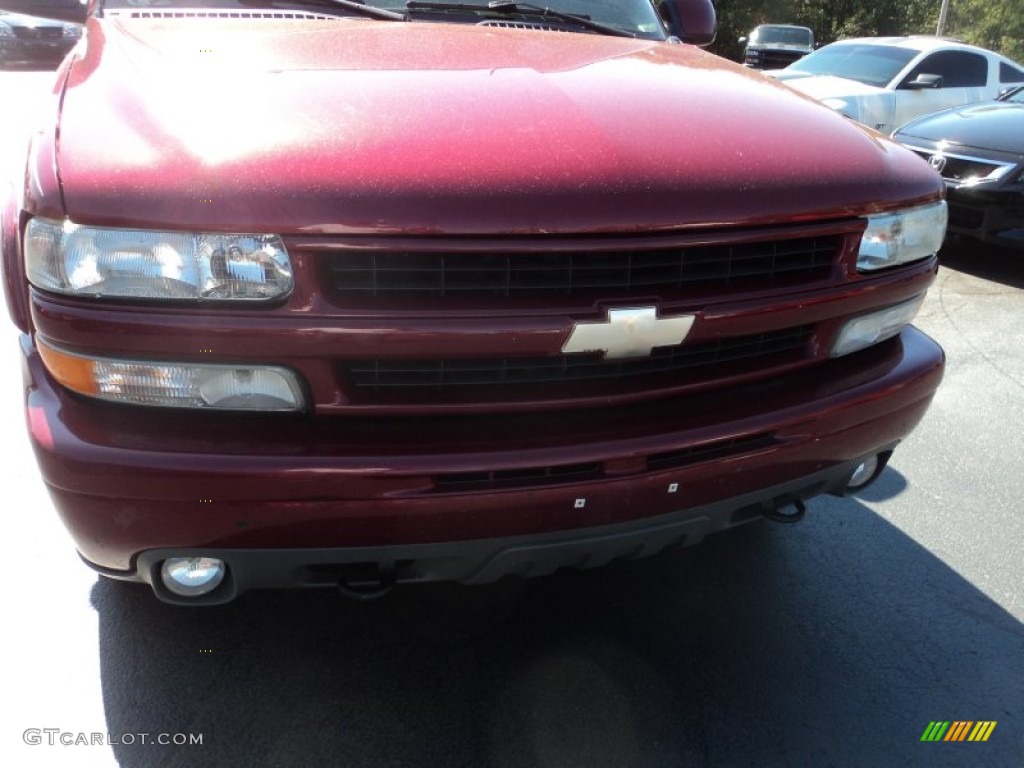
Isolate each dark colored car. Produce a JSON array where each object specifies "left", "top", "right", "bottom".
[
  {"left": 739, "top": 23, "right": 813, "bottom": 70},
  {"left": 0, "top": 10, "right": 79, "bottom": 66},
  {"left": 894, "top": 86, "right": 1024, "bottom": 249},
  {"left": 2, "top": 0, "right": 945, "bottom": 605}
]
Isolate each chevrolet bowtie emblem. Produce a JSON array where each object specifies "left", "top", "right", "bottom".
[{"left": 562, "top": 307, "right": 696, "bottom": 360}]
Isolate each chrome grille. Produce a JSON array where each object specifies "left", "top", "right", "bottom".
[
  {"left": 908, "top": 148, "right": 1014, "bottom": 184},
  {"left": 939, "top": 156, "right": 1004, "bottom": 182}
]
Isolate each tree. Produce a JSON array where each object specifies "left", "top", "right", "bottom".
[
  {"left": 708, "top": 0, "right": 942, "bottom": 62},
  {"left": 711, "top": 0, "right": 797, "bottom": 62},
  {"left": 945, "top": 0, "right": 1024, "bottom": 62}
]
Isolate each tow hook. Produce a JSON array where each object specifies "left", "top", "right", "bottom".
[
  {"left": 336, "top": 561, "right": 397, "bottom": 601},
  {"left": 762, "top": 498, "right": 807, "bottom": 524}
]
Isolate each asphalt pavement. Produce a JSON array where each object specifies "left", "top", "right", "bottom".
[{"left": 1, "top": 65, "right": 1021, "bottom": 768}]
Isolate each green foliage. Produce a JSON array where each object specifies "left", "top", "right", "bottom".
[
  {"left": 708, "top": 0, "right": 1023, "bottom": 65},
  {"left": 945, "top": 0, "right": 1024, "bottom": 62}
]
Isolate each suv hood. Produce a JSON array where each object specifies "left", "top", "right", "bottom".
[{"left": 55, "top": 16, "right": 939, "bottom": 235}]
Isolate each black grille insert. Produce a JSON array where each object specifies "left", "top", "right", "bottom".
[
  {"left": 345, "top": 326, "right": 813, "bottom": 390},
  {"left": 648, "top": 432, "right": 778, "bottom": 471},
  {"left": 326, "top": 236, "right": 840, "bottom": 298},
  {"left": 433, "top": 433, "right": 778, "bottom": 492},
  {"left": 758, "top": 51, "right": 807, "bottom": 69},
  {"left": 13, "top": 27, "right": 63, "bottom": 39},
  {"left": 436, "top": 462, "right": 602, "bottom": 491}
]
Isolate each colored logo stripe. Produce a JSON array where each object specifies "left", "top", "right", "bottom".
[
  {"left": 969, "top": 722, "right": 997, "bottom": 742},
  {"left": 945, "top": 721, "right": 973, "bottom": 741},
  {"left": 921, "top": 721, "right": 996, "bottom": 742}
]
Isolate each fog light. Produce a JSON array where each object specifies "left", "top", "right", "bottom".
[
  {"left": 847, "top": 455, "right": 880, "bottom": 490},
  {"left": 831, "top": 295, "right": 925, "bottom": 358},
  {"left": 161, "top": 557, "right": 226, "bottom": 597},
  {"left": 37, "top": 338, "right": 305, "bottom": 411}
]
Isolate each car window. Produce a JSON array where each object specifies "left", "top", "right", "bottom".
[
  {"left": 1000, "top": 62, "right": 1024, "bottom": 83},
  {"left": 900, "top": 51, "right": 988, "bottom": 88},
  {"left": 751, "top": 26, "right": 811, "bottom": 46},
  {"left": 785, "top": 44, "right": 918, "bottom": 88}
]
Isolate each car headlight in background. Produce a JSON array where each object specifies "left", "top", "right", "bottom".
[
  {"left": 25, "top": 218, "right": 292, "bottom": 301},
  {"left": 857, "top": 201, "right": 947, "bottom": 272}
]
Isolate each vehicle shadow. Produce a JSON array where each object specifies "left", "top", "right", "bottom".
[
  {"left": 940, "top": 237, "right": 1024, "bottom": 290},
  {"left": 91, "top": 473, "right": 1023, "bottom": 767}
]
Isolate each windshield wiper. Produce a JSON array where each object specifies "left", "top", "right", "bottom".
[
  {"left": 239, "top": 0, "right": 406, "bottom": 22},
  {"left": 406, "top": 0, "right": 636, "bottom": 38}
]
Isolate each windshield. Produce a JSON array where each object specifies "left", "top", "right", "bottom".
[
  {"left": 101, "top": 0, "right": 667, "bottom": 38},
  {"left": 786, "top": 44, "right": 918, "bottom": 87},
  {"left": 751, "top": 26, "right": 811, "bottom": 47}
]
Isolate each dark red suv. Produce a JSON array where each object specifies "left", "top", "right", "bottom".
[{"left": 1, "top": 0, "right": 945, "bottom": 604}]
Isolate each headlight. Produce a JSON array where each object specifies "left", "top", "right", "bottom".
[
  {"left": 831, "top": 295, "right": 925, "bottom": 358},
  {"left": 25, "top": 218, "right": 292, "bottom": 302},
  {"left": 0, "top": 24, "right": 14, "bottom": 38},
  {"left": 857, "top": 201, "right": 946, "bottom": 272},
  {"left": 63, "top": 25, "right": 82, "bottom": 39}
]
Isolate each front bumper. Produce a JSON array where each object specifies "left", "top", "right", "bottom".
[
  {"left": 131, "top": 456, "right": 884, "bottom": 605},
  {"left": 23, "top": 327, "right": 944, "bottom": 603}
]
